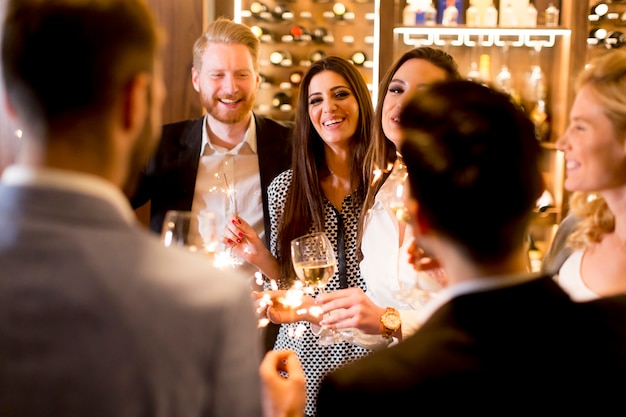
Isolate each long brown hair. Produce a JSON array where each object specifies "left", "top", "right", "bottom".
[
  {"left": 356, "top": 47, "right": 461, "bottom": 260},
  {"left": 277, "top": 56, "right": 374, "bottom": 286}
]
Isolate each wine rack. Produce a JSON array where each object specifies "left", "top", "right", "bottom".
[
  {"left": 586, "top": 1, "right": 626, "bottom": 59},
  {"left": 236, "top": 0, "right": 377, "bottom": 121}
]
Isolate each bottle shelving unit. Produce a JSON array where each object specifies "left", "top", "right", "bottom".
[
  {"left": 393, "top": 26, "right": 571, "bottom": 48},
  {"left": 235, "top": 0, "right": 382, "bottom": 121}
]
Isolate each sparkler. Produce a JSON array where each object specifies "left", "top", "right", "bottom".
[
  {"left": 223, "top": 173, "right": 237, "bottom": 215},
  {"left": 255, "top": 278, "right": 311, "bottom": 339},
  {"left": 211, "top": 172, "right": 244, "bottom": 269}
]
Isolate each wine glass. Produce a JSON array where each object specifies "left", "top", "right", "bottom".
[
  {"left": 377, "top": 159, "right": 446, "bottom": 308},
  {"left": 161, "top": 210, "right": 218, "bottom": 259},
  {"left": 379, "top": 157, "right": 411, "bottom": 223},
  {"left": 290, "top": 232, "right": 340, "bottom": 346},
  {"left": 494, "top": 43, "right": 513, "bottom": 96}
]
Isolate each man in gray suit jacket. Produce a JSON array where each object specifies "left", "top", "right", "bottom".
[{"left": 0, "top": 1, "right": 262, "bottom": 416}]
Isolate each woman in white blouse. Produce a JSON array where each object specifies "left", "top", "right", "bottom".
[{"left": 316, "top": 47, "right": 461, "bottom": 348}]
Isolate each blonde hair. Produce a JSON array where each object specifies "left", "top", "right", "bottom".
[
  {"left": 567, "top": 192, "right": 614, "bottom": 249},
  {"left": 192, "top": 17, "right": 259, "bottom": 72},
  {"left": 567, "top": 51, "right": 626, "bottom": 249}
]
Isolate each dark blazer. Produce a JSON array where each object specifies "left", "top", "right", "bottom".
[
  {"left": 316, "top": 275, "right": 626, "bottom": 414},
  {"left": 130, "top": 113, "right": 293, "bottom": 240}
]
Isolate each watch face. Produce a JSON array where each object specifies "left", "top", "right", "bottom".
[{"left": 383, "top": 312, "right": 401, "bottom": 330}]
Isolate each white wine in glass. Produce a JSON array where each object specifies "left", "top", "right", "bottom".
[
  {"left": 291, "top": 232, "right": 339, "bottom": 346},
  {"left": 293, "top": 261, "right": 335, "bottom": 289}
]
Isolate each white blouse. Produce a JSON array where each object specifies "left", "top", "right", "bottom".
[
  {"left": 555, "top": 250, "right": 599, "bottom": 301},
  {"left": 357, "top": 165, "right": 443, "bottom": 348}
]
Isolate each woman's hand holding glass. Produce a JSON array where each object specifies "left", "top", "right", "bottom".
[
  {"left": 317, "top": 287, "right": 386, "bottom": 337},
  {"left": 398, "top": 239, "right": 447, "bottom": 308},
  {"left": 291, "top": 232, "right": 342, "bottom": 346}
]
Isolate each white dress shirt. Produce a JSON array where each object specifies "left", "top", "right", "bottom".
[
  {"left": 190, "top": 115, "right": 263, "bottom": 279},
  {"left": 418, "top": 272, "right": 542, "bottom": 324}
]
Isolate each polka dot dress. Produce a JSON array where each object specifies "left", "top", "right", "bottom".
[{"left": 266, "top": 170, "right": 371, "bottom": 417}]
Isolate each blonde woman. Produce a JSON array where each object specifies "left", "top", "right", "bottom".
[{"left": 548, "top": 51, "right": 626, "bottom": 300}]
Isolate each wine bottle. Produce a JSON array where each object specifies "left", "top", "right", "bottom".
[
  {"left": 499, "top": 0, "right": 517, "bottom": 27},
  {"left": 289, "top": 71, "right": 303, "bottom": 87},
  {"left": 483, "top": 1, "right": 498, "bottom": 27},
  {"left": 589, "top": 2, "right": 609, "bottom": 22},
  {"left": 350, "top": 51, "right": 367, "bottom": 66},
  {"left": 271, "top": 3, "right": 293, "bottom": 21},
  {"left": 259, "top": 73, "right": 272, "bottom": 87},
  {"left": 250, "top": 25, "right": 274, "bottom": 43},
  {"left": 466, "top": 0, "right": 480, "bottom": 27},
  {"left": 441, "top": 0, "right": 459, "bottom": 26},
  {"left": 605, "top": 31, "right": 625, "bottom": 49},
  {"left": 544, "top": 2, "right": 559, "bottom": 27},
  {"left": 249, "top": 1, "right": 269, "bottom": 20},
  {"left": 425, "top": 1, "right": 437, "bottom": 26},
  {"left": 333, "top": 2, "right": 347, "bottom": 17},
  {"left": 479, "top": 54, "right": 491, "bottom": 84},
  {"left": 272, "top": 92, "right": 292, "bottom": 112},
  {"left": 309, "top": 50, "right": 326, "bottom": 63},
  {"left": 311, "top": 27, "right": 330, "bottom": 44},
  {"left": 403, "top": 0, "right": 423, "bottom": 26},
  {"left": 526, "top": 2, "right": 538, "bottom": 27},
  {"left": 289, "top": 25, "right": 311, "bottom": 42},
  {"left": 587, "top": 28, "right": 608, "bottom": 46},
  {"left": 437, "top": 0, "right": 462, "bottom": 25},
  {"left": 269, "top": 50, "right": 293, "bottom": 67},
  {"left": 504, "top": 0, "right": 530, "bottom": 27}
]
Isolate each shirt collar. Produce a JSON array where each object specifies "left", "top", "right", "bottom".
[
  {"left": 1, "top": 165, "right": 136, "bottom": 224},
  {"left": 201, "top": 113, "right": 258, "bottom": 155},
  {"left": 418, "top": 272, "right": 542, "bottom": 323}
]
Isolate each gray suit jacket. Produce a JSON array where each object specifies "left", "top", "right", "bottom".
[
  {"left": 0, "top": 184, "right": 262, "bottom": 417},
  {"left": 541, "top": 214, "right": 580, "bottom": 276}
]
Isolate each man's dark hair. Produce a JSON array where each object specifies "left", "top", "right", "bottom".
[
  {"left": 400, "top": 80, "right": 543, "bottom": 263},
  {"left": 2, "top": 0, "right": 159, "bottom": 131}
]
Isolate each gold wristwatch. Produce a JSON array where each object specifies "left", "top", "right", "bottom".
[{"left": 380, "top": 307, "right": 401, "bottom": 339}]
